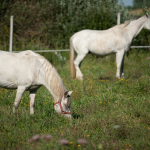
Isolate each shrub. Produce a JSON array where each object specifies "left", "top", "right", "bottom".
[{"left": 0, "top": 0, "right": 132, "bottom": 50}]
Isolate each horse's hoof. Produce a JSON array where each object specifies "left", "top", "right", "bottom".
[
  {"left": 116, "top": 76, "right": 120, "bottom": 79},
  {"left": 76, "top": 76, "right": 83, "bottom": 81}
]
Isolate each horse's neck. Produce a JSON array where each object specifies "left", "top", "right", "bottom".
[
  {"left": 46, "top": 68, "right": 66, "bottom": 102},
  {"left": 126, "top": 16, "right": 147, "bottom": 40},
  {"left": 31, "top": 51, "right": 66, "bottom": 102}
]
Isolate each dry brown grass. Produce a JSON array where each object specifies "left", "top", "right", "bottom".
[{"left": 130, "top": 8, "right": 150, "bottom": 15}]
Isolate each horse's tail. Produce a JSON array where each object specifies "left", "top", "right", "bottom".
[{"left": 70, "top": 37, "right": 75, "bottom": 79}]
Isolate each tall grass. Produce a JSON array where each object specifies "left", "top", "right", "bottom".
[{"left": 0, "top": 51, "right": 150, "bottom": 149}]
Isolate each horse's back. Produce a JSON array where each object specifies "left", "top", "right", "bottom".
[
  {"left": 71, "top": 27, "right": 127, "bottom": 55},
  {"left": 0, "top": 50, "right": 42, "bottom": 89}
]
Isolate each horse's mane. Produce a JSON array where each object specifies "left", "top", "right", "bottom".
[
  {"left": 113, "top": 16, "right": 142, "bottom": 29},
  {"left": 111, "top": 20, "right": 131, "bottom": 29},
  {"left": 119, "top": 20, "right": 132, "bottom": 27},
  {"left": 24, "top": 50, "right": 66, "bottom": 100}
]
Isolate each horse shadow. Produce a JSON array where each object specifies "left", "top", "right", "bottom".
[
  {"left": 99, "top": 77, "right": 111, "bottom": 81},
  {"left": 72, "top": 112, "right": 84, "bottom": 119}
]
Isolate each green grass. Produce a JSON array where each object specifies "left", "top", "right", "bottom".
[{"left": 0, "top": 51, "right": 150, "bottom": 150}]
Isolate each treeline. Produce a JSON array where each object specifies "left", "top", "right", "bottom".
[{"left": 0, "top": 0, "right": 149, "bottom": 51}]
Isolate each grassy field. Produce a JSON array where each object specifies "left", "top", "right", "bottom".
[{"left": 0, "top": 51, "right": 150, "bottom": 150}]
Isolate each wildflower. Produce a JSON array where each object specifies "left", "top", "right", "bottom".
[
  {"left": 60, "top": 139, "right": 70, "bottom": 145},
  {"left": 87, "top": 135, "right": 90, "bottom": 137},
  {"left": 112, "top": 125, "right": 121, "bottom": 129},
  {"left": 78, "top": 139, "right": 88, "bottom": 145},
  {"left": 41, "top": 135, "right": 52, "bottom": 141},
  {"left": 70, "top": 142, "right": 73, "bottom": 144},
  {"left": 100, "top": 102, "right": 101, "bottom": 103},
  {"left": 29, "top": 135, "right": 41, "bottom": 143},
  {"left": 107, "top": 87, "right": 110, "bottom": 91},
  {"left": 78, "top": 145, "right": 81, "bottom": 147}
]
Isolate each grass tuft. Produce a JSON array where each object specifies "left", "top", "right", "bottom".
[{"left": 0, "top": 51, "right": 150, "bottom": 149}]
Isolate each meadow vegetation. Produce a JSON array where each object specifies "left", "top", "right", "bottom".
[
  {"left": 0, "top": 1, "right": 150, "bottom": 149},
  {"left": 0, "top": 50, "right": 150, "bottom": 150}
]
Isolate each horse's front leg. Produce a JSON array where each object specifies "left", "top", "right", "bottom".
[
  {"left": 29, "top": 90, "right": 37, "bottom": 114},
  {"left": 13, "top": 86, "right": 26, "bottom": 113},
  {"left": 116, "top": 50, "right": 125, "bottom": 79}
]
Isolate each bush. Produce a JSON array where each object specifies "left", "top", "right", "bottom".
[{"left": 0, "top": 0, "right": 132, "bottom": 50}]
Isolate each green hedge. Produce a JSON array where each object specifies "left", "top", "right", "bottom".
[{"left": 0, "top": 0, "right": 132, "bottom": 50}]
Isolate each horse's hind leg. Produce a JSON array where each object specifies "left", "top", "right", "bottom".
[
  {"left": 29, "top": 90, "right": 37, "bottom": 114},
  {"left": 121, "top": 54, "right": 125, "bottom": 78},
  {"left": 13, "top": 86, "right": 26, "bottom": 113},
  {"left": 74, "top": 54, "right": 86, "bottom": 80}
]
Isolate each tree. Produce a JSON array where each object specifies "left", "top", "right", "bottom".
[
  {"left": 0, "top": 0, "right": 132, "bottom": 50},
  {"left": 133, "top": 0, "right": 150, "bottom": 9}
]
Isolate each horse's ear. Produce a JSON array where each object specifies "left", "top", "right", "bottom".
[
  {"left": 146, "top": 13, "right": 149, "bottom": 18},
  {"left": 64, "top": 91, "right": 68, "bottom": 97},
  {"left": 68, "top": 91, "right": 73, "bottom": 96}
]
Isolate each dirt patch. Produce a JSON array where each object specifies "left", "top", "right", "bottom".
[{"left": 130, "top": 8, "right": 150, "bottom": 15}]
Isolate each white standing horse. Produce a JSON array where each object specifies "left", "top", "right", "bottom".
[
  {"left": 0, "top": 50, "right": 73, "bottom": 118},
  {"left": 70, "top": 13, "right": 150, "bottom": 80}
]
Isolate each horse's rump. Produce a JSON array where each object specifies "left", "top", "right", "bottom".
[{"left": 0, "top": 50, "right": 43, "bottom": 89}]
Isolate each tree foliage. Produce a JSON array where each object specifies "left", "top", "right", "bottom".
[
  {"left": 133, "top": 0, "right": 150, "bottom": 9},
  {"left": 0, "top": 0, "right": 133, "bottom": 50}
]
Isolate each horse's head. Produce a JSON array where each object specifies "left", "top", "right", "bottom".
[
  {"left": 144, "top": 13, "right": 150, "bottom": 30},
  {"left": 54, "top": 91, "right": 73, "bottom": 118}
]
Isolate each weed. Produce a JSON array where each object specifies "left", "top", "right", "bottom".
[{"left": 0, "top": 51, "right": 150, "bottom": 149}]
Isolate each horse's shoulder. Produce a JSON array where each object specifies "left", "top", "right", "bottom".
[
  {"left": 19, "top": 50, "right": 40, "bottom": 60},
  {"left": 19, "top": 50, "right": 36, "bottom": 56}
]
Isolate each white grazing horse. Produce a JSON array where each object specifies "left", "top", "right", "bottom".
[
  {"left": 70, "top": 13, "right": 150, "bottom": 80},
  {"left": 0, "top": 50, "right": 73, "bottom": 118}
]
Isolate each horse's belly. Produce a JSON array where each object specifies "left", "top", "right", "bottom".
[
  {"left": 26, "top": 85, "right": 42, "bottom": 91},
  {"left": 0, "top": 80, "right": 17, "bottom": 89},
  {"left": 0, "top": 70, "right": 17, "bottom": 88},
  {"left": 90, "top": 48, "right": 115, "bottom": 56}
]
